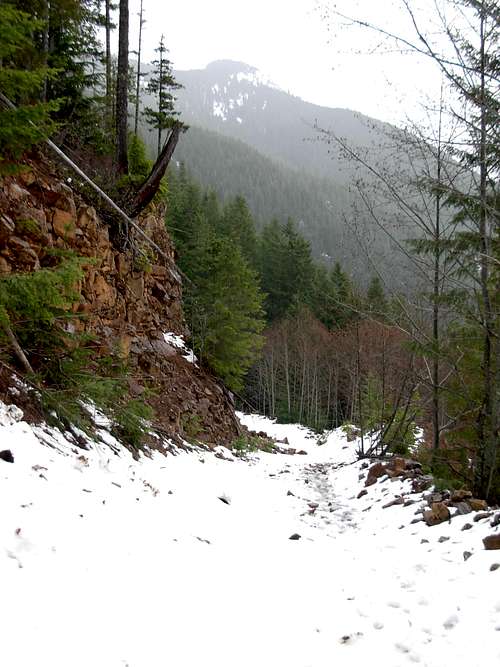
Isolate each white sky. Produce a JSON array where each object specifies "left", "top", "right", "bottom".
[{"left": 128, "top": 0, "right": 445, "bottom": 126}]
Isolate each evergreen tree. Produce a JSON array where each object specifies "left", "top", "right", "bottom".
[
  {"left": 218, "top": 195, "right": 257, "bottom": 265},
  {"left": 329, "top": 262, "right": 357, "bottom": 328},
  {"left": 187, "top": 237, "right": 265, "bottom": 391},
  {"left": 143, "top": 34, "right": 182, "bottom": 157},
  {"left": 166, "top": 167, "right": 265, "bottom": 390},
  {"left": 366, "top": 276, "right": 388, "bottom": 318},
  {"left": 259, "top": 217, "right": 314, "bottom": 321},
  {"left": 0, "top": 3, "right": 58, "bottom": 169}
]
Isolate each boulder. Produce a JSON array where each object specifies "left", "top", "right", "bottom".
[
  {"left": 52, "top": 208, "right": 76, "bottom": 239},
  {"left": 424, "top": 502, "right": 450, "bottom": 526},
  {"left": 468, "top": 498, "right": 488, "bottom": 512},
  {"left": 450, "top": 489, "right": 472, "bottom": 503},
  {"left": 365, "top": 462, "right": 387, "bottom": 487},
  {"left": 8, "top": 236, "right": 40, "bottom": 269},
  {"left": 411, "top": 476, "right": 433, "bottom": 493},
  {"left": 483, "top": 534, "right": 500, "bottom": 550},
  {"left": 454, "top": 501, "right": 472, "bottom": 516}
]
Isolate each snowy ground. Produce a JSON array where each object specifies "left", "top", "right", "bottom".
[{"left": 0, "top": 401, "right": 499, "bottom": 667}]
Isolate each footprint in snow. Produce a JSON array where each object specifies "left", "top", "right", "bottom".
[
  {"left": 443, "top": 614, "right": 459, "bottom": 630},
  {"left": 339, "top": 632, "right": 363, "bottom": 645},
  {"left": 395, "top": 643, "right": 421, "bottom": 662},
  {"left": 387, "top": 600, "right": 401, "bottom": 608}
]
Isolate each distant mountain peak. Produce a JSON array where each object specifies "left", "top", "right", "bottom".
[
  {"left": 203, "top": 60, "right": 282, "bottom": 91},
  {"left": 205, "top": 60, "right": 256, "bottom": 74}
]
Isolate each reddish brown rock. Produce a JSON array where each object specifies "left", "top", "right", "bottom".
[
  {"left": 0, "top": 257, "right": 11, "bottom": 275},
  {"left": 365, "top": 462, "right": 387, "bottom": 487},
  {"left": 8, "top": 236, "right": 40, "bottom": 269},
  {"left": 8, "top": 182, "right": 29, "bottom": 201},
  {"left": 52, "top": 208, "right": 76, "bottom": 239},
  {"left": 127, "top": 275, "right": 144, "bottom": 300},
  {"left": 424, "top": 502, "right": 450, "bottom": 527},
  {"left": 483, "top": 534, "right": 500, "bottom": 550},
  {"left": 93, "top": 275, "right": 116, "bottom": 309},
  {"left": 469, "top": 498, "right": 488, "bottom": 512},
  {"left": 450, "top": 489, "right": 472, "bottom": 503}
]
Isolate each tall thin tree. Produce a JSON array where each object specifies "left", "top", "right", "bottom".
[
  {"left": 133, "top": 0, "right": 145, "bottom": 136},
  {"left": 115, "top": 0, "right": 129, "bottom": 174}
]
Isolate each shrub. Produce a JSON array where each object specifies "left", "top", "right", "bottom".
[{"left": 181, "top": 412, "right": 203, "bottom": 440}]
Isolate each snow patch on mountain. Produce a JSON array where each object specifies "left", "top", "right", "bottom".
[
  {"left": 235, "top": 69, "right": 282, "bottom": 91},
  {"left": 212, "top": 100, "right": 227, "bottom": 121}
]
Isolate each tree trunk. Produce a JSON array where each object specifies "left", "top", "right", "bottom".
[
  {"left": 116, "top": 0, "right": 129, "bottom": 175},
  {"left": 41, "top": 1, "right": 50, "bottom": 102},
  {"left": 128, "top": 123, "right": 182, "bottom": 217},
  {"left": 105, "top": 0, "right": 113, "bottom": 127},
  {"left": 134, "top": 0, "right": 144, "bottom": 136},
  {"left": 432, "top": 105, "right": 443, "bottom": 458}
]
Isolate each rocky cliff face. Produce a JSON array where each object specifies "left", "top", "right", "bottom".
[{"left": 0, "top": 156, "right": 241, "bottom": 446}]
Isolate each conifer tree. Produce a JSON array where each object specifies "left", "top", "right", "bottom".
[
  {"left": 188, "top": 237, "right": 265, "bottom": 391},
  {"left": 366, "top": 276, "right": 387, "bottom": 318},
  {"left": 218, "top": 195, "right": 257, "bottom": 265},
  {"left": 259, "top": 218, "right": 314, "bottom": 321},
  {"left": 0, "top": 3, "right": 58, "bottom": 169},
  {"left": 144, "top": 34, "right": 182, "bottom": 157},
  {"left": 133, "top": 0, "right": 145, "bottom": 136}
]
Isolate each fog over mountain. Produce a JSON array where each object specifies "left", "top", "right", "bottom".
[
  {"left": 141, "top": 60, "right": 438, "bottom": 288},
  {"left": 174, "top": 59, "right": 394, "bottom": 184}
]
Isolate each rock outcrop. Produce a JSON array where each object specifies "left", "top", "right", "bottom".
[{"left": 0, "top": 156, "right": 241, "bottom": 446}]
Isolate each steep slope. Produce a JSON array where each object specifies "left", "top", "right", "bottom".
[{"left": 0, "top": 155, "right": 241, "bottom": 445}]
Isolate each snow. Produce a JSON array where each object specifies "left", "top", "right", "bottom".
[
  {"left": 236, "top": 69, "right": 282, "bottom": 91},
  {"left": 163, "top": 331, "right": 197, "bottom": 364},
  {"left": 1, "top": 402, "right": 499, "bottom": 667},
  {"left": 212, "top": 100, "right": 227, "bottom": 121}
]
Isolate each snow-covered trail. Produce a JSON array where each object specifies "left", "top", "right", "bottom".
[{"left": 0, "top": 405, "right": 499, "bottom": 667}]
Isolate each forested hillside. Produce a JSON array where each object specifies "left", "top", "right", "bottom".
[{"left": 142, "top": 61, "right": 451, "bottom": 290}]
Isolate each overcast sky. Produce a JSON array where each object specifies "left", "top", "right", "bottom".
[{"left": 128, "top": 0, "right": 444, "bottom": 126}]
